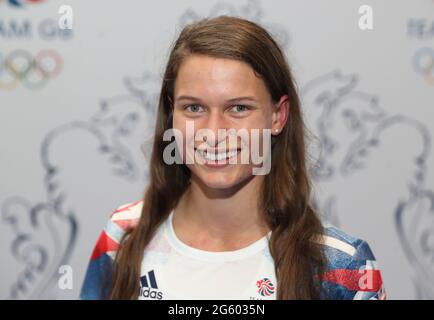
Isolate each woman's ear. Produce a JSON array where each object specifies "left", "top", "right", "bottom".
[{"left": 272, "top": 94, "right": 290, "bottom": 135}]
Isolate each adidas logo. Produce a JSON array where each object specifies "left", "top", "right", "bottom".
[{"left": 139, "top": 270, "right": 163, "bottom": 299}]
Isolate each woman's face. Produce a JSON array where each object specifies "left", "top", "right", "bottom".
[{"left": 172, "top": 54, "right": 288, "bottom": 190}]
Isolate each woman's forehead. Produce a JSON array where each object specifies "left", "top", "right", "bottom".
[{"left": 174, "top": 55, "right": 270, "bottom": 102}]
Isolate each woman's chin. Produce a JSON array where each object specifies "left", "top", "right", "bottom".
[
  {"left": 192, "top": 169, "right": 255, "bottom": 191},
  {"left": 199, "top": 175, "right": 240, "bottom": 190}
]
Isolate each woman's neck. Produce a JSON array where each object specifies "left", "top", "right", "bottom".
[{"left": 172, "top": 175, "right": 270, "bottom": 251}]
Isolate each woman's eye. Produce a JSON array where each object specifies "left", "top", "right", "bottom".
[
  {"left": 230, "top": 105, "right": 248, "bottom": 112},
  {"left": 182, "top": 104, "right": 249, "bottom": 114},
  {"left": 184, "top": 104, "right": 203, "bottom": 113}
]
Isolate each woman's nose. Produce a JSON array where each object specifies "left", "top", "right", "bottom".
[{"left": 201, "top": 111, "right": 230, "bottom": 145}]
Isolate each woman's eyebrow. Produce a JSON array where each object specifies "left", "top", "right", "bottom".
[{"left": 175, "top": 95, "right": 258, "bottom": 103}]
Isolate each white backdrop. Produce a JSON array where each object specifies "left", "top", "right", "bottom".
[{"left": 1, "top": 0, "right": 433, "bottom": 299}]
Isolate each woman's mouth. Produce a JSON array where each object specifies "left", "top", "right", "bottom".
[{"left": 194, "top": 147, "right": 241, "bottom": 167}]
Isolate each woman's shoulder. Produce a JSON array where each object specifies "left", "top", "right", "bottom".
[
  {"left": 319, "top": 224, "right": 375, "bottom": 260},
  {"left": 90, "top": 199, "right": 144, "bottom": 260},
  {"left": 315, "top": 224, "right": 387, "bottom": 300},
  {"left": 106, "top": 199, "right": 144, "bottom": 238},
  {"left": 108, "top": 199, "right": 144, "bottom": 230},
  {"left": 80, "top": 199, "right": 144, "bottom": 299}
]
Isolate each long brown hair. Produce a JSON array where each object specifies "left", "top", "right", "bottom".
[{"left": 109, "top": 15, "right": 327, "bottom": 300}]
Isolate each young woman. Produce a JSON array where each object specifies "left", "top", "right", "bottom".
[{"left": 80, "top": 15, "right": 386, "bottom": 300}]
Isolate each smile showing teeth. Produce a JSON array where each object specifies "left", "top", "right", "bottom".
[{"left": 196, "top": 149, "right": 240, "bottom": 161}]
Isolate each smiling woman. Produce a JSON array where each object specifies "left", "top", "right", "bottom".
[
  {"left": 80, "top": 15, "right": 386, "bottom": 300},
  {"left": 172, "top": 55, "right": 278, "bottom": 178}
]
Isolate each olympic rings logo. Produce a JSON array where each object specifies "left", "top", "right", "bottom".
[
  {"left": 412, "top": 47, "right": 434, "bottom": 85},
  {"left": 0, "top": 49, "right": 63, "bottom": 90}
]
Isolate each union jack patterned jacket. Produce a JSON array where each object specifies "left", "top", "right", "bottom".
[{"left": 80, "top": 200, "right": 387, "bottom": 300}]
